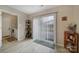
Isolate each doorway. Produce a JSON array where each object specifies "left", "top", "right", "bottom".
[
  {"left": 2, "top": 12, "right": 18, "bottom": 47},
  {"left": 33, "top": 13, "right": 57, "bottom": 49}
]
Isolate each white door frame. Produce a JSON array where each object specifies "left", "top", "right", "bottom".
[
  {"left": 0, "top": 11, "right": 2, "bottom": 48},
  {"left": 53, "top": 13, "right": 57, "bottom": 47}
]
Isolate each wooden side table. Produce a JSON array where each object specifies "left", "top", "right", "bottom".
[{"left": 64, "top": 31, "right": 78, "bottom": 53}]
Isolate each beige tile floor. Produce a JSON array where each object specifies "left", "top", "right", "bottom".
[{"left": 0, "top": 39, "right": 69, "bottom": 53}]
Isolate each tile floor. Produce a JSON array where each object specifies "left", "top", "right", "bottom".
[{"left": 0, "top": 39, "right": 69, "bottom": 53}]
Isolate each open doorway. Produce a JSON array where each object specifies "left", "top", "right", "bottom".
[
  {"left": 2, "top": 12, "right": 18, "bottom": 47},
  {"left": 33, "top": 13, "right": 57, "bottom": 49}
]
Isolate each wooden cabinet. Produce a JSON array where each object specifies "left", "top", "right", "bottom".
[{"left": 64, "top": 31, "right": 79, "bottom": 53}]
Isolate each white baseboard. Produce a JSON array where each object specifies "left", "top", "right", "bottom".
[
  {"left": 56, "top": 43, "right": 64, "bottom": 47},
  {"left": 0, "top": 41, "right": 2, "bottom": 48}
]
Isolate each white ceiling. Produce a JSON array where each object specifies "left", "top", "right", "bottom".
[{"left": 8, "top": 5, "right": 59, "bottom": 15}]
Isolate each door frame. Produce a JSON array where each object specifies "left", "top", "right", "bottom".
[
  {"left": 0, "top": 11, "right": 2, "bottom": 48},
  {"left": 0, "top": 10, "right": 18, "bottom": 47}
]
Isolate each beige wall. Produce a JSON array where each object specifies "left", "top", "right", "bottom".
[
  {"left": 73, "top": 6, "right": 79, "bottom": 34},
  {"left": 10, "top": 15, "right": 17, "bottom": 29},
  {"left": 31, "top": 6, "right": 75, "bottom": 46},
  {"left": 56, "top": 6, "right": 74, "bottom": 46}
]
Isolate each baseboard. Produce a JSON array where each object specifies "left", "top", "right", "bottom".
[
  {"left": 56, "top": 43, "right": 64, "bottom": 47},
  {"left": 2, "top": 35, "right": 9, "bottom": 38},
  {"left": 0, "top": 41, "right": 2, "bottom": 48}
]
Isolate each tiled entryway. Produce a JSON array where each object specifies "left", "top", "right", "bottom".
[{"left": 0, "top": 39, "right": 69, "bottom": 53}]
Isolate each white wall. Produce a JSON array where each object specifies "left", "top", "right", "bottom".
[{"left": 0, "top": 5, "right": 27, "bottom": 42}]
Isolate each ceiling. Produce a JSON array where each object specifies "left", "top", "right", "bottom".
[{"left": 8, "top": 5, "right": 59, "bottom": 15}]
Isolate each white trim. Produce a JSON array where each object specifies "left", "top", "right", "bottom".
[
  {"left": 0, "top": 11, "right": 2, "bottom": 48},
  {"left": 56, "top": 43, "right": 64, "bottom": 47},
  {"left": 0, "top": 9, "right": 18, "bottom": 16}
]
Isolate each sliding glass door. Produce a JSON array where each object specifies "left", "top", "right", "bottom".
[
  {"left": 40, "top": 14, "right": 56, "bottom": 43},
  {"left": 33, "top": 13, "right": 56, "bottom": 46}
]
